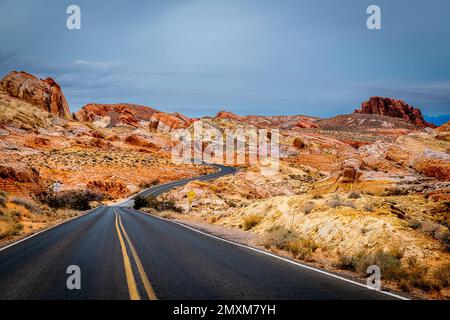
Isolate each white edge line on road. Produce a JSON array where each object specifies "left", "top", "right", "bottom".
[
  {"left": 0, "top": 206, "right": 102, "bottom": 253},
  {"left": 131, "top": 208, "right": 409, "bottom": 301}
]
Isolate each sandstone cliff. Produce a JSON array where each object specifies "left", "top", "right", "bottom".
[
  {"left": 0, "top": 71, "right": 71, "bottom": 120},
  {"left": 354, "top": 96, "right": 435, "bottom": 128}
]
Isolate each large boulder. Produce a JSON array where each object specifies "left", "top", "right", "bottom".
[
  {"left": 354, "top": 97, "right": 435, "bottom": 128},
  {"left": 0, "top": 71, "right": 71, "bottom": 119},
  {"left": 340, "top": 159, "right": 362, "bottom": 183}
]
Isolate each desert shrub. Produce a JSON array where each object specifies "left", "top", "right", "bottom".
[
  {"left": 133, "top": 195, "right": 149, "bottom": 210},
  {"left": 337, "top": 255, "right": 357, "bottom": 271},
  {"left": 303, "top": 201, "right": 315, "bottom": 214},
  {"left": 135, "top": 195, "right": 180, "bottom": 212},
  {"left": 327, "top": 194, "right": 356, "bottom": 209},
  {"left": 337, "top": 250, "right": 403, "bottom": 280},
  {"left": 260, "top": 226, "right": 297, "bottom": 249},
  {"left": 225, "top": 199, "right": 239, "bottom": 208},
  {"left": 348, "top": 191, "right": 361, "bottom": 199},
  {"left": 11, "top": 222, "right": 24, "bottom": 235},
  {"left": 337, "top": 250, "right": 438, "bottom": 291},
  {"left": 408, "top": 220, "right": 422, "bottom": 230},
  {"left": 433, "top": 263, "right": 450, "bottom": 288},
  {"left": 11, "top": 197, "right": 42, "bottom": 214},
  {"left": 243, "top": 214, "right": 263, "bottom": 230},
  {"left": 39, "top": 190, "right": 104, "bottom": 211},
  {"left": 0, "top": 190, "right": 7, "bottom": 207},
  {"left": 160, "top": 211, "right": 176, "bottom": 219},
  {"left": 382, "top": 188, "right": 408, "bottom": 196},
  {"left": 286, "top": 238, "right": 318, "bottom": 260},
  {"left": 260, "top": 226, "right": 317, "bottom": 260}
]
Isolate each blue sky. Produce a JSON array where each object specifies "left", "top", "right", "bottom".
[{"left": 0, "top": 0, "right": 449, "bottom": 123}]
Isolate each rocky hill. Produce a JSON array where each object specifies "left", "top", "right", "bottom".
[
  {"left": 0, "top": 71, "right": 71, "bottom": 120},
  {"left": 74, "top": 103, "right": 159, "bottom": 128},
  {"left": 354, "top": 96, "right": 435, "bottom": 128}
]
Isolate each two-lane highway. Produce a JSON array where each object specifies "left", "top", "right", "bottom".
[{"left": 0, "top": 165, "right": 404, "bottom": 300}]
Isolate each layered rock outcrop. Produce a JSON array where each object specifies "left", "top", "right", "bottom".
[
  {"left": 0, "top": 87, "right": 63, "bottom": 129},
  {"left": 74, "top": 103, "right": 159, "bottom": 127},
  {"left": 149, "top": 112, "right": 192, "bottom": 132},
  {"left": 354, "top": 97, "right": 435, "bottom": 128},
  {"left": 0, "top": 71, "right": 71, "bottom": 119},
  {"left": 0, "top": 162, "right": 45, "bottom": 197}
]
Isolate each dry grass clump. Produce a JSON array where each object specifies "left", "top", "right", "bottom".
[
  {"left": 348, "top": 191, "right": 361, "bottom": 199},
  {"left": 242, "top": 214, "right": 263, "bottom": 230},
  {"left": 327, "top": 194, "right": 356, "bottom": 209},
  {"left": 0, "top": 190, "right": 7, "bottom": 207},
  {"left": 337, "top": 250, "right": 403, "bottom": 280},
  {"left": 260, "top": 226, "right": 318, "bottom": 261},
  {"left": 11, "top": 197, "right": 42, "bottom": 214},
  {"left": 408, "top": 220, "right": 450, "bottom": 249},
  {"left": 433, "top": 263, "right": 450, "bottom": 288},
  {"left": 337, "top": 250, "right": 444, "bottom": 292},
  {"left": 0, "top": 193, "right": 25, "bottom": 239}
]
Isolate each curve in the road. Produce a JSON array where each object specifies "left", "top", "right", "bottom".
[{"left": 0, "top": 163, "right": 408, "bottom": 300}]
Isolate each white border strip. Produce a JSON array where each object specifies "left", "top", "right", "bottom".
[
  {"left": 131, "top": 208, "right": 409, "bottom": 300},
  {"left": 0, "top": 206, "right": 102, "bottom": 253}
]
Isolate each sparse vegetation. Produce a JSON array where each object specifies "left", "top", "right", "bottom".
[
  {"left": 327, "top": 194, "right": 356, "bottom": 209},
  {"left": 38, "top": 189, "right": 104, "bottom": 211},
  {"left": 337, "top": 250, "right": 440, "bottom": 291},
  {"left": 337, "top": 249, "right": 404, "bottom": 279},
  {"left": 134, "top": 195, "right": 180, "bottom": 212},
  {"left": 260, "top": 226, "right": 318, "bottom": 260},
  {"left": 433, "top": 263, "right": 450, "bottom": 288},
  {"left": 348, "top": 191, "right": 361, "bottom": 199},
  {"left": 0, "top": 190, "right": 7, "bottom": 207},
  {"left": 260, "top": 226, "right": 297, "bottom": 249},
  {"left": 286, "top": 238, "right": 318, "bottom": 260},
  {"left": 242, "top": 214, "right": 263, "bottom": 230},
  {"left": 11, "top": 197, "right": 42, "bottom": 214}
]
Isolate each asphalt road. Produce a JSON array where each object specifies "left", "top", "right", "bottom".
[
  {"left": 0, "top": 165, "right": 403, "bottom": 300},
  {"left": 118, "top": 163, "right": 238, "bottom": 206}
]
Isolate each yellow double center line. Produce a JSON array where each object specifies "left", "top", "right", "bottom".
[{"left": 114, "top": 209, "right": 158, "bottom": 300}]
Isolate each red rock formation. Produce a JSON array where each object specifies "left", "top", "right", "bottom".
[
  {"left": 413, "top": 154, "right": 450, "bottom": 181},
  {"left": 75, "top": 103, "right": 159, "bottom": 127},
  {"left": 295, "top": 118, "right": 319, "bottom": 129},
  {"left": 0, "top": 71, "right": 72, "bottom": 119},
  {"left": 149, "top": 112, "right": 192, "bottom": 132},
  {"left": 340, "top": 159, "right": 362, "bottom": 183},
  {"left": 215, "top": 111, "right": 245, "bottom": 122},
  {"left": 0, "top": 163, "right": 45, "bottom": 197},
  {"left": 215, "top": 112, "right": 319, "bottom": 129},
  {"left": 354, "top": 97, "right": 435, "bottom": 128},
  {"left": 124, "top": 134, "right": 157, "bottom": 148},
  {"left": 87, "top": 180, "right": 129, "bottom": 198}
]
